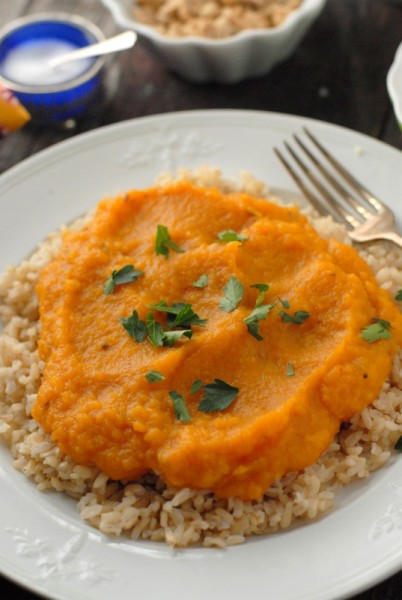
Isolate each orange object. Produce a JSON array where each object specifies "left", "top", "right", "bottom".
[
  {"left": 33, "top": 182, "right": 402, "bottom": 500},
  {"left": 0, "top": 85, "right": 30, "bottom": 135}
]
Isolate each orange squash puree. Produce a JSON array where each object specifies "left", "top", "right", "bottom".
[{"left": 33, "top": 181, "right": 402, "bottom": 500}]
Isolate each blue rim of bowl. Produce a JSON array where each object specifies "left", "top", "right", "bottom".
[
  {"left": 0, "top": 12, "right": 106, "bottom": 94},
  {"left": 387, "top": 41, "right": 402, "bottom": 129},
  {"left": 101, "top": 0, "right": 326, "bottom": 47}
]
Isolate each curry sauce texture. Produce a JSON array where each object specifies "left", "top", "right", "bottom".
[{"left": 32, "top": 181, "right": 402, "bottom": 500}]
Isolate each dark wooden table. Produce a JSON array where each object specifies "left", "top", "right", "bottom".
[{"left": 1, "top": 1, "right": 402, "bottom": 598}]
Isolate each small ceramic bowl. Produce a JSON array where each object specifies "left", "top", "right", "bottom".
[
  {"left": 0, "top": 13, "right": 106, "bottom": 124},
  {"left": 101, "top": 0, "right": 326, "bottom": 84},
  {"left": 387, "top": 41, "right": 402, "bottom": 130}
]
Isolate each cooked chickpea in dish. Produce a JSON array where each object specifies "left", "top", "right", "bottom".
[{"left": 133, "top": 0, "right": 302, "bottom": 38}]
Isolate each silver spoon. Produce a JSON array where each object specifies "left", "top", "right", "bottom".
[{"left": 48, "top": 30, "right": 137, "bottom": 69}]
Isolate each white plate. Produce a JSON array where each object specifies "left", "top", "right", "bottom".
[{"left": 1, "top": 110, "right": 402, "bottom": 600}]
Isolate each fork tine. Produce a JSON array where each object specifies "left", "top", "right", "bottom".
[
  {"left": 276, "top": 130, "right": 402, "bottom": 249},
  {"left": 282, "top": 141, "right": 360, "bottom": 228},
  {"left": 274, "top": 147, "right": 327, "bottom": 217},
  {"left": 303, "top": 127, "right": 383, "bottom": 212},
  {"left": 293, "top": 134, "right": 372, "bottom": 221}
]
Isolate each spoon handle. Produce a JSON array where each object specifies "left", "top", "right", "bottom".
[{"left": 48, "top": 30, "right": 137, "bottom": 68}]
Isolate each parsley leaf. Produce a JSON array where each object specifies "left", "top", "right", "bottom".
[
  {"left": 169, "top": 391, "right": 191, "bottom": 422},
  {"left": 104, "top": 264, "right": 144, "bottom": 295},
  {"left": 122, "top": 303, "right": 200, "bottom": 348},
  {"left": 198, "top": 379, "right": 239, "bottom": 413},
  {"left": 245, "top": 321, "right": 262, "bottom": 341},
  {"left": 146, "top": 310, "right": 193, "bottom": 347},
  {"left": 251, "top": 283, "right": 270, "bottom": 307},
  {"left": 395, "top": 435, "right": 402, "bottom": 452},
  {"left": 146, "top": 312, "right": 165, "bottom": 346},
  {"left": 395, "top": 290, "right": 402, "bottom": 301},
  {"left": 286, "top": 362, "right": 295, "bottom": 377},
  {"left": 162, "top": 329, "right": 192, "bottom": 346},
  {"left": 372, "top": 318, "right": 391, "bottom": 327},
  {"left": 279, "top": 310, "right": 310, "bottom": 325},
  {"left": 190, "top": 379, "right": 203, "bottom": 394},
  {"left": 149, "top": 301, "right": 208, "bottom": 328},
  {"left": 244, "top": 304, "right": 274, "bottom": 341},
  {"left": 218, "top": 230, "right": 248, "bottom": 243},
  {"left": 193, "top": 274, "right": 208, "bottom": 288},
  {"left": 219, "top": 276, "right": 244, "bottom": 312},
  {"left": 119, "top": 310, "right": 147, "bottom": 342},
  {"left": 168, "top": 303, "right": 208, "bottom": 329},
  {"left": 155, "top": 224, "right": 185, "bottom": 259},
  {"left": 146, "top": 370, "right": 165, "bottom": 383},
  {"left": 279, "top": 298, "right": 290, "bottom": 309},
  {"left": 361, "top": 318, "right": 392, "bottom": 343}
]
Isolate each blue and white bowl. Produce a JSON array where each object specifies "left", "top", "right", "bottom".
[{"left": 0, "top": 13, "right": 106, "bottom": 123}]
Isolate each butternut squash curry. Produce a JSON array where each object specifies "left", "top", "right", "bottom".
[{"left": 33, "top": 181, "right": 402, "bottom": 500}]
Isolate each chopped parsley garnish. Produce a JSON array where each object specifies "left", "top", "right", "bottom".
[
  {"left": 148, "top": 301, "right": 208, "bottom": 328},
  {"left": 279, "top": 310, "right": 310, "bottom": 325},
  {"left": 169, "top": 390, "right": 191, "bottom": 422},
  {"left": 145, "top": 312, "right": 192, "bottom": 347},
  {"left": 244, "top": 304, "right": 274, "bottom": 341},
  {"left": 395, "top": 290, "right": 402, "bottom": 301},
  {"left": 219, "top": 275, "right": 244, "bottom": 312},
  {"left": 279, "top": 298, "right": 290, "bottom": 309},
  {"left": 162, "top": 329, "right": 192, "bottom": 346},
  {"left": 286, "top": 362, "right": 295, "bottom": 377},
  {"left": 395, "top": 435, "right": 402, "bottom": 451},
  {"left": 104, "top": 264, "right": 144, "bottom": 295},
  {"left": 119, "top": 310, "right": 147, "bottom": 342},
  {"left": 145, "top": 370, "right": 165, "bottom": 383},
  {"left": 251, "top": 283, "right": 270, "bottom": 307},
  {"left": 372, "top": 318, "right": 392, "bottom": 327},
  {"left": 193, "top": 274, "right": 208, "bottom": 288},
  {"left": 190, "top": 379, "right": 203, "bottom": 394},
  {"left": 361, "top": 318, "right": 392, "bottom": 343},
  {"left": 146, "top": 312, "right": 165, "bottom": 347},
  {"left": 198, "top": 379, "right": 239, "bottom": 413},
  {"left": 155, "top": 224, "right": 185, "bottom": 259},
  {"left": 218, "top": 230, "right": 248, "bottom": 243},
  {"left": 122, "top": 301, "right": 205, "bottom": 349}
]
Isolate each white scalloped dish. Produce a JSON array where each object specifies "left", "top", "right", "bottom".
[
  {"left": 387, "top": 41, "right": 402, "bottom": 129},
  {"left": 101, "top": 0, "right": 326, "bottom": 83}
]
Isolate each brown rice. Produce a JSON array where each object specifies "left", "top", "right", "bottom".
[{"left": 1, "top": 167, "right": 402, "bottom": 548}]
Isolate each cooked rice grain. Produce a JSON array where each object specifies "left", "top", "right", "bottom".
[{"left": 1, "top": 167, "right": 402, "bottom": 547}]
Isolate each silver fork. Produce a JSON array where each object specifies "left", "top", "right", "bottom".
[{"left": 274, "top": 128, "right": 402, "bottom": 249}]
